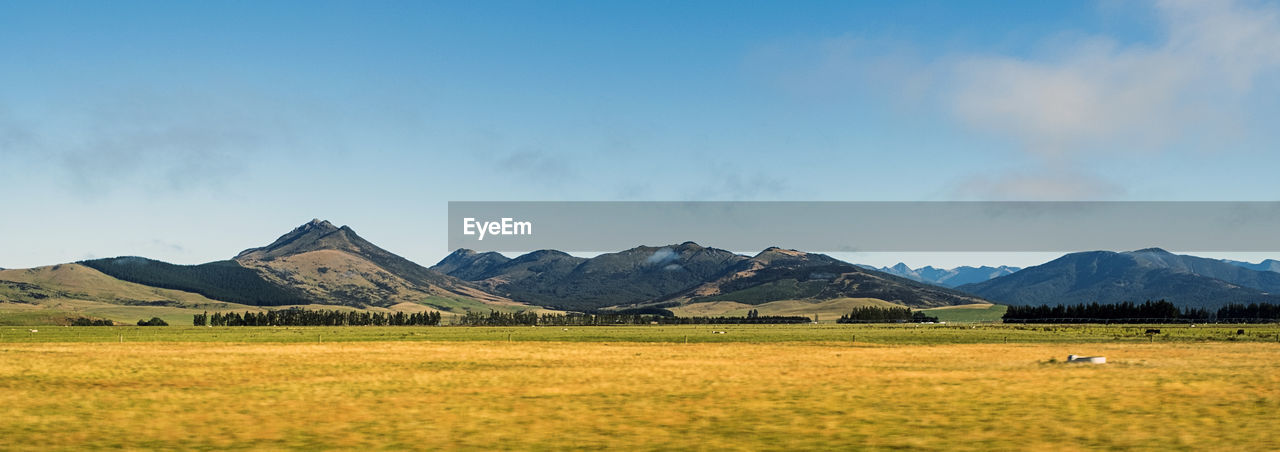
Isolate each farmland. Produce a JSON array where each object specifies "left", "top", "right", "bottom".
[
  {"left": 2, "top": 325, "right": 1279, "bottom": 450},
  {"left": 3, "top": 323, "right": 1279, "bottom": 344}
]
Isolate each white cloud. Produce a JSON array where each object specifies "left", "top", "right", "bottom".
[
  {"left": 949, "top": 0, "right": 1280, "bottom": 158},
  {"left": 753, "top": 0, "right": 1280, "bottom": 200}
]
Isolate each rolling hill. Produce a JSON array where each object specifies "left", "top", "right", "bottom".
[
  {"left": 667, "top": 247, "right": 986, "bottom": 308},
  {"left": 958, "top": 248, "right": 1280, "bottom": 309},
  {"left": 0, "top": 263, "right": 265, "bottom": 325},
  {"left": 80, "top": 257, "right": 311, "bottom": 306}
]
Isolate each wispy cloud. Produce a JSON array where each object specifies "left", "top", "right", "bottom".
[
  {"left": 751, "top": 0, "right": 1280, "bottom": 199},
  {"left": 496, "top": 150, "right": 576, "bottom": 185},
  {"left": 948, "top": 0, "right": 1280, "bottom": 158},
  {"left": 3, "top": 90, "right": 305, "bottom": 195},
  {"left": 682, "top": 165, "right": 789, "bottom": 201}
]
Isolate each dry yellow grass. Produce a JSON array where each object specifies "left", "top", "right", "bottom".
[
  {"left": 670, "top": 297, "right": 904, "bottom": 320},
  {"left": 1, "top": 341, "right": 1277, "bottom": 450}
]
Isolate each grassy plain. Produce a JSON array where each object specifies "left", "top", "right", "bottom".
[
  {"left": 5, "top": 323, "right": 1279, "bottom": 344},
  {"left": 920, "top": 303, "right": 1009, "bottom": 323},
  {"left": 667, "top": 297, "right": 904, "bottom": 320},
  {"left": 1, "top": 337, "right": 1277, "bottom": 450}
]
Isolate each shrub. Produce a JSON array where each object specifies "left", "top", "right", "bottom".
[{"left": 137, "top": 317, "right": 169, "bottom": 326}]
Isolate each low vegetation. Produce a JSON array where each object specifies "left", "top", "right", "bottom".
[
  {"left": 0, "top": 340, "right": 1276, "bottom": 450},
  {"left": 136, "top": 317, "right": 169, "bottom": 326},
  {"left": 196, "top": 309, "right": 443, "bottom": 327},
  {"left": 5, "top": 323, "right": 1280, "bottom": 344},
  {"left": 456, "top": 309, "right": 813, "bottom": 326}
]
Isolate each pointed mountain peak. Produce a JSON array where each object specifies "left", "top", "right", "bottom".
[
  {"left": 235, "top": 219, "right": 363, "bottom": 261},
  {"left": 891, "top": 262, "right": 913, "bottom": 272},
  {"left": 298, "top": 218, "right": 339, "bottom": 232}
]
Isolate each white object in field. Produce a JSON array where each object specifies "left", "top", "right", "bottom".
[
  {"left": 1067, "top": 354, "right": 1106, "bottom": 364},
  {"left": 29, "top": 329, "right": 38, "bottom": 333},
  {"left": 712, "top": 331, "right": 727, "bottom": 334}
]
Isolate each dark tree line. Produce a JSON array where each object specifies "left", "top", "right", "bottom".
[
  {"left": 70, "top": 317, "right": 114, "bottom": 326},
  {"left": 837, "top": 306, "right": 938, "bottom": 323},
  {"left": 1217, "top": 303, "right": 1280, "bottom": 323},
  {"left": 655, "top": 314, "right": 811, "bottom": 325},
  {"left": 457, "top": 310, "right": 544, "bottom": 326},
  {"left": 456, "top": 310, "right": 812, "bottom": 326},
  {"left": 194, "top": 309, "right": 442, "bottom": 326},
  {"left": 1002, "top": 300, "right": 1280, "bottom": 323}
]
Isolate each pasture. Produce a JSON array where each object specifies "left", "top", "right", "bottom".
[
  {"left": 2, "top": 325, "right": 1279, "bottom": 450},
  {"left": 2, "top": 323, "right": 1279, "bottom": 344}
]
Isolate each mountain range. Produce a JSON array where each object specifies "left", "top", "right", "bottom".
[
  {"left": 4, "top": 219, "right": 1280, "bottom": 323},
  {"left": 866, "top": 263, "right": 1022, "bottom": 288},
  {"left": 1221, "top": 259, "right": 1280, "bottom": 274},
  {"left": 960, "top": 248, "right": 1280, "bottom": 309},
  {"left": 1, "top": 220, "right": 987, "bottom": 323},
  {"left": 433, "top": 243, "right": 987, "bottom": 312}
]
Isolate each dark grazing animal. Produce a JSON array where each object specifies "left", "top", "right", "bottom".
[{"left": 1144, "top": 329, "right": 1161, "bottom": 334}]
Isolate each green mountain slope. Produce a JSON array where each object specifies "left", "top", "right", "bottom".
[
  {"left": 673, "top": 248, "right": 985, "bottom": 308},
  {"left": 79, "top": 257, "right": 311, "bottom": 306},
  {"left": 958, "top": 249, "right": 1280, "bottom": 309}
]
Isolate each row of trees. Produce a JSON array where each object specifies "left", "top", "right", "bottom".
[
  {"left": 1216, "top": 303, "right": 1280, "bottom": 322},
  {"left": 836, "top": 306, "right": 939, "bottom": 323},
  {"left": 1002, "top": 301, "right": 1280, "bottom": 323},
  {"left": 656, "top": 314, "right": 811, "bottom": 325},
  {"left": 194, "top": 309, "right": 443, "bottom": 326},
  {"left": 455, "top": 310, "right": 813, "bottom": 326}
]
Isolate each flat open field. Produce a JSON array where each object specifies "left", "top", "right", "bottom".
[
  {"left": 3, "top": 325, "right": 1279, "bottom": 450},
  {"left": 4, "top": 323, "right": 1280, "bottom": 344}
]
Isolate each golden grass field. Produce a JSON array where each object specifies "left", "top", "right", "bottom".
[
  {"left": 667, "top": 297, "right": 905, "bottom": 320},
  {"left": 2, "top": 339, "right": 1278, "bottom": 450}
]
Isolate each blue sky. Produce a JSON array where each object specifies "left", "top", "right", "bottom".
[{"left": 2, "top": 0, "right": 1279, "bottom": 269}]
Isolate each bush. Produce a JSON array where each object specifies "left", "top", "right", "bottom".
[{"left": 137, "top": 317, "right": 169, "bottom": 326}]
